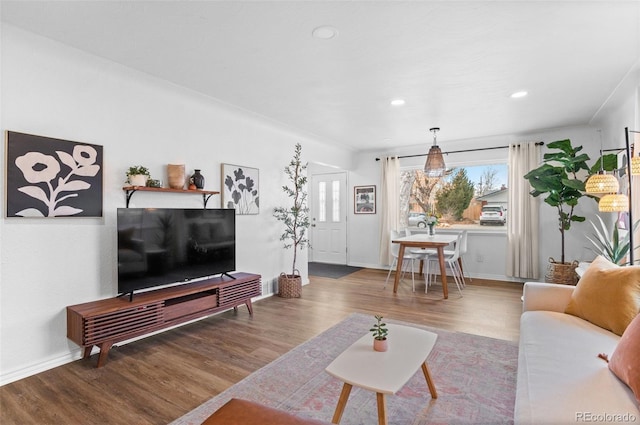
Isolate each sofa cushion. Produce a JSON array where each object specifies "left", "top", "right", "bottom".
[
  {"left": 565, "top": 255, "right": 640, "bottom": 336},
  {"left": 609, "top": 313, "right": 640, "bottom": 404},
  {"left": 515, "top": 311, "right": 638, "bottom": 424}
]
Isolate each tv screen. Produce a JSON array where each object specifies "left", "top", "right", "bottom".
[{"left": 117, "top": 208, "right": 236, "bottom": 295}]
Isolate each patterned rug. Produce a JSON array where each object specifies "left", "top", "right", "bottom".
[{"left": 170, "top": 313, "right": 518, "bottom": 425}]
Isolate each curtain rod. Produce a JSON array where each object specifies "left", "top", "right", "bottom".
[{"left": 374, "top": 141, "right": 545, "bottom": 161}]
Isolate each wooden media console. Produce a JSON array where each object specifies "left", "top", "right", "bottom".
[{"left": 66, "top": 272, "right": 261, "bottom": 367}]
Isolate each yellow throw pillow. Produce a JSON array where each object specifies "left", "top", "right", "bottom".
[{"left": 565, "top": 255, "right": 640, "bottom": 336}]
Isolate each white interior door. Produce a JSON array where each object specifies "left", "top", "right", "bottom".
[{"left": 311, "top": 172, "right": 347, "bottom": 264}]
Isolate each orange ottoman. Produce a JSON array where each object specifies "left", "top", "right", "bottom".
[{"left": 202, "top": 398, "right": 331, "bottom": 425}]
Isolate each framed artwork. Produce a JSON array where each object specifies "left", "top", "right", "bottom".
[
  {"left": 354, "top": 185, "right": 376, "bottom": 214},
  {"left": 221, "top": 163, "right": 259, "bottom": 215},
  {"left": 5, "top": 131, "right": 103, "bottom": 218}
]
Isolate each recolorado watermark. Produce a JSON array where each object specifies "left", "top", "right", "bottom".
[{"left": 576, "top": 412, "right": 637, "bottom": 423}]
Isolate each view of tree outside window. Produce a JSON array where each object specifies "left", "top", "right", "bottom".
[{"left": 400, "top": 163, "right": 508, "bottom": 230}]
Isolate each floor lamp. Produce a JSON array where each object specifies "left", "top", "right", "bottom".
[
  {"left": 587, "top": 127, "right": 640, "bottom": 264},
  {"left": 625, "top": 127, "right": 640, "bottom": 264}
]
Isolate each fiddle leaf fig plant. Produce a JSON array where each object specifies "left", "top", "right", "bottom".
[{"left": 523, "top": 139, "right": 591, "bottom": 264}]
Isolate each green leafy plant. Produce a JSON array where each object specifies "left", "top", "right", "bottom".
[
  {"left": 273, "top": 143, "right": 310, "bottom": 277},
  {"left": 585, "top": 216, "right": 639, "bottom": 265},
  {"left": 369, "top": 315, "right": 388, "bottom": 341},
  {"left": 126, "top": 165, "right": 150, "bottom": 178},
  {"left": 523, "top": 139, "right": 591, "bottom": 264}
]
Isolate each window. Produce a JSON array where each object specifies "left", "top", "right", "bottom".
[
  {"left": 401, "top": 163, "right": 508, "bottom": 230},
  {"left": 318, "top": 181, "right": 326, "bottom": 222}
]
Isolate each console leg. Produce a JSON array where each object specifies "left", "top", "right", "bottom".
[
  {"left": 96, "top": 341, "right": 114, "bottom": 368},
  {"left": 245, "top": 300, "right": 253, "bottom": 316},
  {"left": 82, "top": 346, "right": 93, "bottom": 359}
]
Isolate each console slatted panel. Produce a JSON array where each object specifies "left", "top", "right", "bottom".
[
  {"left": 84, "top": 302, "right": 163, "bottom": 345},
  {"left": 218, "top": 277, "right": 261, "bottom": 308}
]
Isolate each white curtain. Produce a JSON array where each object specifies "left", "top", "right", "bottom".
[
  {"left": 506, "top": 142, "right": 541, "bottom": 279},
  {"left": 379, "top": 157, "right": 400, "bottom": 265}
]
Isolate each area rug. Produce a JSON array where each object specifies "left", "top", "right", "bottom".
[
  {"left": 308, "top": 262, "right": 363, "bottom": 279},
  {"left": 170, "top": 313, "right": 518, "bottom": 425}
]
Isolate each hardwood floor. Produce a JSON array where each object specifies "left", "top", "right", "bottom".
[{"left": 0, "top": 269, "right": 523, "bottom": 425}]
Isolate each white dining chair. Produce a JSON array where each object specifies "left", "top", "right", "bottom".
[
  {"left": 442, "top": 230, "right": 469, "bottom": 286},
  {"left": 384, "top": 229, "right": 421, "bottom": 292},
  {"left": 423, "top": 232, "right": 464, "bottom": 296}
]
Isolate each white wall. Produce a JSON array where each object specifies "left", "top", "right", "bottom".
[{"left": 0, "top": 25, "right": 354, "bottom": 384}]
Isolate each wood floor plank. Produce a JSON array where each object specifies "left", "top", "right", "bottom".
[{"left": 0, "top": 269, "right": 523, "bottom": 424}]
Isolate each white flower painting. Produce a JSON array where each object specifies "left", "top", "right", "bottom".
[{"left": 6, "top": 131, "right": 103, "bottom": 218}]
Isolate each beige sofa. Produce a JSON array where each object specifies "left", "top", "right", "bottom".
[{"left": 515, "top": 282, "right": 639, "bottom": 424}]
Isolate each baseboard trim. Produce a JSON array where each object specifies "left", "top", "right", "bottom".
[
  {"left": 343, "top": 262, "right": 522, "bottom": 283},
  {"left": 1, "top": 350, "right": 84, "bottom": 386}
]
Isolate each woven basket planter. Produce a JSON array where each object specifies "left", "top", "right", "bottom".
[
  {"left": 278, "top": 272, "right": 302, "bottom": 298},
  {"left": 545, "top": 257, "right": 579, "bottom": 285}
]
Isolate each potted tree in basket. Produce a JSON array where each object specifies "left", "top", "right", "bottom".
[
  {"left": 370, "top": 315, "right": 389, "bottom": 352},
  {"left": 523, "top": 139, "right": 601, "bottom": 284},
  {"left": 273, "top": 143, "right": 310, "bottom": 298}
]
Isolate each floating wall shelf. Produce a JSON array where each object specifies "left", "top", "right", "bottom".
[{"left": 122, "top": 186, "right": 220, "bottom": 208}]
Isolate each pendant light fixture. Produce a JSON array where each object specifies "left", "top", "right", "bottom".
[
  {"left": 585, "top": 130, "right": 619, "bottom": 194},
  {"left": 598, "top": 193, "right": 629, "bottom": 212},
  {"left": 424, "top": 127, "right": 446, "bottom": 178}
]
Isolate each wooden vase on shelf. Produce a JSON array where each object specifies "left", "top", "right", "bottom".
[{"left": 167, "top": 164, "right": 185, "bottom": 189}]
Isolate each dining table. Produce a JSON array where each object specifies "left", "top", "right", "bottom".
[{"left": 391, "top": 233, "right": 459, "bottom": 299}]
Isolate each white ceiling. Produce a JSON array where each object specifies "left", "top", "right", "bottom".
[{"left": 2, "top": 1, "right": 639, "bottom": 152}]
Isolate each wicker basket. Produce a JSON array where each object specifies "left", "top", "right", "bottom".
[
  {"left": 545, "top": 257, "right": 579, "bottom": 285},
  {"left": 278, "top": 272, "right": 302, "bottom": 298}
]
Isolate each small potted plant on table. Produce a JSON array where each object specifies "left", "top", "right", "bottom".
[{"left": 370, "top": 315, "right": 389, "bottom": 352}]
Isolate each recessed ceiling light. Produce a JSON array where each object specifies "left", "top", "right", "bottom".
[
  {"left": 390, "top": 99, "right": 406, "bottom": 106},
  {"left": 510, "top": 91, "right": 528, "bottom": 99},
  {"left": 312, "top": 26, "right": 339, "bottom": 40}
]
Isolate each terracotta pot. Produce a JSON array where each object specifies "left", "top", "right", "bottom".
[{"left": 373, "top": 338, "right": 388, "bottom": 352}]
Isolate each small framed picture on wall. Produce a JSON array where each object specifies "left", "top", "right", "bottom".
[{"left": 354, "top": 185, "right": 376, "bottom": 214}]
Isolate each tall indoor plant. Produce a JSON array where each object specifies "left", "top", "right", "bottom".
[
  {"left": 273, "top": 143, "right": 310, "bottom": 297},
  {"left": 523, "top": 139, "right": 590, "bottom": 284}
]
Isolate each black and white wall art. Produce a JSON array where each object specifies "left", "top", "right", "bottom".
[{"left": 5, "top": 131, "right": 103, "bottom": 218}]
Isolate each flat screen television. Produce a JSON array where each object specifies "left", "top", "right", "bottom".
[{"left": 117, "top": 208, "right": 236, "bottom": 297}]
